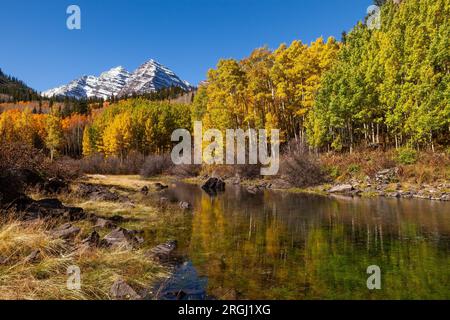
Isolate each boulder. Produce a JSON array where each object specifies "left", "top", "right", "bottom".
[
  {"left": 102, "top": 227, "right": 144, "bottom": 249},
  {"left": 146, "top": 240, "right": 177, "bottom": 262},
  {"left": 201, "top": 177, "right": 226, "bottom": 193},
  {"left": 75, "top": 183, "right": 129, "bottom": 202},
  {"left": 329, "top": 184, "right": 354, "bottom": 194},
  {"left": 154, "top": 183, "right": 169, "bottom": 191},
  {"left": 81, "top": 231, "right": 101, "bottom": 248},
  {"left": 94, "top": 218, "right": 116, "bottom": 229},
  {"left": 35, "top": 198, "right": 64, "bottom": 209},
  {"left": 140, "top": 186, "right": 149, "bottom": 195},
  {"left": 110, "top": 215, "right": 127, "bottom": 223},
  {"left": 4, "top": 196, "right": 85, "bottom": 221},
  {"left": 110, "top": 279, "right": 141, "bottom": 300},
  {"left": 51, "top": 223, "right": 81, "bottom": 240}
]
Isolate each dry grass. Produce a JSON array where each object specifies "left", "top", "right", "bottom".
[
  {"left": 82, "top": 174, "right": 156, "bottom": 191},
  {"left": 320, "top": 149, "right": 395, "bottom": 181},
  {"left": 0, "top": 204, "right": 168, "bottom": 300},
  {"left": 397, "top": 152, "right": 450, "bottom": 185},
  {"left": 320, "top": 149, "right": 450, "bottom": 185},
  {"left": 0, "top": 174, "right": 205, "bottom": 299}
]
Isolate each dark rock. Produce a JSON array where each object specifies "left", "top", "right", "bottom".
[
  {"left": 94, "top": 218, "right": 116, "bottom": 229},
  {"left": 110, "top": 279, "right": 141, "bottom": 300},
  {"left": 81, "top": 231, "right": 101, "bottom": 247},
  {"left": 102, "top": 227, "right": 144, "bottom": 249},
  {"left": 75, "top": 183, "right": 124, "bottom": 202},
  {"left": 140, "top": 186, "right": 149, "bottom": 195},
  {"left": 51, "top": 223, "right": 81, "bottom": 240},
  {"left": 35, "top": 198, "right": 64, "bottom": 209},
  {"left": 39, "top": 177, "right": 68, "bottom": 194},
  {"left": 3, "top": 196, "right": 85, "bottom": 221},
  {"left": 201, "top": 177, "right": 225, "bottom": 194},
  {"left": 63, "top": 207, "right": 86, "bottom": 221},
  {"left": 154, "top": 183, "right": 169, "bottom": 191},
  {"left": 146, "top": 240, "right": 177, "bottom": 262},
  {"left": 24, "top": 250, "right": 41, "bottom": 264},
  {"left": 110, "top": 215, "right": 126, "bottom": 223}
]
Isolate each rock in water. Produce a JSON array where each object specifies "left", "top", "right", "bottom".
[
  {"left": 329, "top": 184, "right": 354, "bottom": 194},
  {"left": 201, "top": 177, "right": 226, "bottom": 193},
  {"left": 147, "top": 240, "right": 177, "bottom": 262}
]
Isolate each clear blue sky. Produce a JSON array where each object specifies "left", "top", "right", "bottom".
[{"left": 0, "top": 0, "right": 373, "bottom": 92}]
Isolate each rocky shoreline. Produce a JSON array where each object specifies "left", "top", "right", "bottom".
[
  {"left": 214, "top": 168, "right": 450, "bottom": 202},
  {"left": 318, "top": 168, "right": 450, "bottom": 201}
]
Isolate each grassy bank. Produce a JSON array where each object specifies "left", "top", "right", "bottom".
[{"left": 0, "top": 175, "right": 192, "bottom": 300}]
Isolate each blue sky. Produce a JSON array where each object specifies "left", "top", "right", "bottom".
[{"left": 0, "top": 0, "right": 373, "bottom": 92}]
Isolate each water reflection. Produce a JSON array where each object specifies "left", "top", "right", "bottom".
[{"left": 162, "top": 182, "right": 450, "bottom": 300}]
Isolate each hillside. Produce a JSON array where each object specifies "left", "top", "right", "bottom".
[{"left": 0, "top": 69, "right": 39, "bottom": 102}]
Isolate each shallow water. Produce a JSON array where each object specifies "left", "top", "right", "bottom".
[{"left": 156, "top": 182, "right": 450, "bottom": 300}]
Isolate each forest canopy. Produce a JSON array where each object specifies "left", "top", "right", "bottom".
[{"left": 193, "top": 0, "right": 449, "bottom": 152}]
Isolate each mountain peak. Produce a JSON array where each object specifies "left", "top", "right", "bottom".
[{"left": 42, "top": 60, "right": 192, "bottom": 99}]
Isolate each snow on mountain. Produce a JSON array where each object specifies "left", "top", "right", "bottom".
[
  {"left": 42, "top": 60, "right": 192, "bottom": 99},
  {"left": 119, "top": 59, "right": 191, "bottom": 96}
]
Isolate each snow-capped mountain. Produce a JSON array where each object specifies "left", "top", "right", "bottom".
[
  {"left": 119, "top": 59, "right": 191, "bottom": 96},
  {"left": 42, "top": 60, "right": 191, "bottom": 99}
]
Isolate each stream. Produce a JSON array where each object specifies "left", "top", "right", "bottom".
[{"left": 153, "top": 182, "right": 450, "bottom": 300}]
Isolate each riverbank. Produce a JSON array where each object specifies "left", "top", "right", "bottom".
[
  {"left": 0, "top": 175, "right": 191, "bottom": 300},
  {"left": 209, "top": 149, "right": 450, "bottom": 202},
  {"left": 184, "top": 171, "right": 450, "bottom": 202}
]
